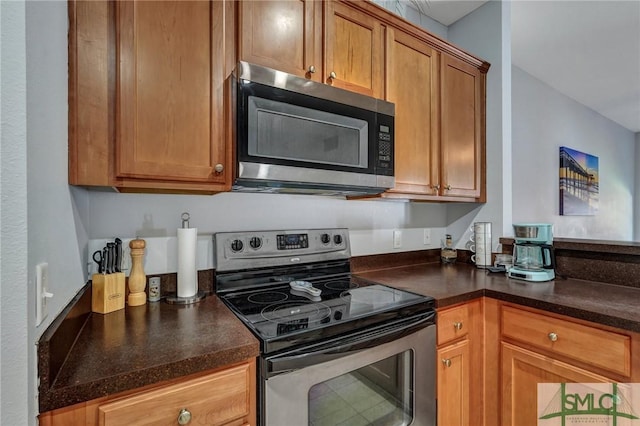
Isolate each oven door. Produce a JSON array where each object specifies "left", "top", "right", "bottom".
[{"left": 262, "top": 313, "right": 436, "bottom": 426}]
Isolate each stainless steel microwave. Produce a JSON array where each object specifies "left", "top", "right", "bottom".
[{"left": 232, "top": 62, "right": 395, "bottom": 196}]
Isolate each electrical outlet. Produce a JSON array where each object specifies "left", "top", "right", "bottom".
[
  {"left": 393, "top": 230, "right": 402, "bottom": 248},
  {"left": 423, "top": 228, "right": 431, "bottom": 245},
  {"left": 36, "top": 263, "right": 53, "bottom": 326}
]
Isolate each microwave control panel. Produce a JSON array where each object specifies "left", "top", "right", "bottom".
[{"left": 376, "top": 119, "right": 394, "bottom": 175}]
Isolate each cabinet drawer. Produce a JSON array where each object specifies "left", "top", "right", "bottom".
[
  {"left": 98, "top": 363, "right": 251, "bottom": 426},
  {"left": 438, "top": 303, "right": 470, "bottom": 346},
  {"left": 502, "top": 305, "right": 631, "bottom": 377}
]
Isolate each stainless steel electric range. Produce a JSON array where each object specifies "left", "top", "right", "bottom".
[{"left": 214, "top": 228, "right": 436, "bottom": 426}]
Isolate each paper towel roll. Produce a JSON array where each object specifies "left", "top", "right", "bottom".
[{"left": 177, "top": 227, "right": 197, "bottom": 298}]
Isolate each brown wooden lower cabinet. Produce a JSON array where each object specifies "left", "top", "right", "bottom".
[
  {"left": 437, "top": 339, "right": 470, "bottom": 425},
  {"left": 39, "top": 359, "right": 256, "bottom": 426},
  {"left": 497, "top": 303, "right": 640, "bottom": 426},
  {"left": 436, "top": 299, "right": 484, "bottom": 426},
  {"left": 501, "top": 342, "right": 610, "bottom": 426}
]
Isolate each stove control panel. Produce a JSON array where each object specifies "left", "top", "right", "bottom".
[
  {"left": 214, "top": 228, "right": 351, "bottom": 272},
  {"left": 277, "top": 233, "right": 309, "bottom": 250}
]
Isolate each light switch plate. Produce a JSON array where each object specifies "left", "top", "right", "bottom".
[
  {"left": 423, "top": 228, "right": 431, "bottom": 245},
  {"left": 393, "top": 230, "right": 402, "bottom": 249},
  {"left": 36, "top": 262, "right": 53, "bottom": 326}
]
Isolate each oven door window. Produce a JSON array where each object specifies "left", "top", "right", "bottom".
[
  {"left": 308, "top": 350, "right": 413, "bottom": 426},
  {"left": 248, "top": 96, "right": 368, "bottom": 169}
]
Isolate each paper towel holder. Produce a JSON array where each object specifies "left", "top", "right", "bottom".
[
  {"left": 166, "top": 212, "right": 206, "bottom": 305},
  {"left": 166, "top": 291, "right": 206, "bottom": 305}
]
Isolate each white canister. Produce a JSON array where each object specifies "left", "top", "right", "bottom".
[{"left": 471, "top": 222, "right": 492, "bottom": 268}]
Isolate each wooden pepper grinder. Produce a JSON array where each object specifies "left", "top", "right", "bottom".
[{"left": 128, "top": 238, "right": 147, "bottom": 306}]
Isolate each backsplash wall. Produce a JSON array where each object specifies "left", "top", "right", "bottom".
[
  {"left": 84, "top": 192, "right": 447, "bottom": 239},
  {"left": 81, "top": 192, "right": 459, "bottom": 279}
]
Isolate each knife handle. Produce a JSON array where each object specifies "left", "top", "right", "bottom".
[
  {"left": 114, "top": 238, "right": 122, "bottom": 273},
  {"left": 106, "top": 242, "right": 116, "bottom": 274},
  {"left": 101, "top": 247, "right": 108, "bottom": 274}
]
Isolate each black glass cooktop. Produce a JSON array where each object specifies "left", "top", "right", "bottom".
[{"left": 219, "top": 276, "right": 435, "bottom": 354}]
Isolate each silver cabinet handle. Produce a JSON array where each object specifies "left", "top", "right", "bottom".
[
  {"left": 433, "top": 184, "right": 440, "bottom": 191},
  {"left": 442, "top": 358, "right": 451, "bottom": 368},
  {"left": 214, "top": 164, "right": 224, "bottom": 173},
  {"left": 308, "top": 65, "right": 316, "bottom": 74},
  {"left": 445, "top": 184, "right": 452, "bottom": 191},
  {"left": 548, "top": 332, "right": 558, "bottom": 342},
  {"left": 177, "top": 408, "right": 192, "bottom": 425},
  {"left": 329, "top": 71, "right": 337, "bottom": 79},
  {"left": 453, "top": 321, "right": 463, "bottom": 331}
]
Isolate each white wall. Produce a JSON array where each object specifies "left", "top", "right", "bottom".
[
  {"left": 0, "top": 2, "right": 90, "bottom": 424},
  {"left": 1, "top": 2, "right": 29, "bottom": 424},
  {"left": 635, "top": 133, "right": 640, "bottom": 241},
  {"left": 26, "top": 0, "right": 91, "bottom": 411},
  {"left": 446, "top": 0, "right": 512, "bottom": 250},
  {"left": 84, "top": 192, "right": 450, "bottom": 265},
  {"left": 512, "top": 66, "right": 636, "bottom": 240}
]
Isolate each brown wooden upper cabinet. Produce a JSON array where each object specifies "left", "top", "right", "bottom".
[
  {"left": 382, "top": 31, "right": 487, "bottom": 202},
  {"left": 238, "top": 0, "right": 322, "bottom": 82},
  {"left": 70, "top": 0, "right": 488, "bottom": 199},
  {"left": 324, "top": 1, "right": 385, "bottom": 98},
  {"left": 69, "top": 0, "right": 234, "bottom": 194},
  {"left": 440, "top": 54, "right": 485, "bottom": 200},
  {"left": 384, "top": 26, "right": 440, "bottom": 198},
  {"left": 238, "top": 0, "right": 385, "bottom": 98}
]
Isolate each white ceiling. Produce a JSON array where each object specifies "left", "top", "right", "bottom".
[
  {"left": 406, "top": 0, "right": 489, "bottom": 25},
  {"left": 412, "top": 0, "right": 640, "bottom": 133}
]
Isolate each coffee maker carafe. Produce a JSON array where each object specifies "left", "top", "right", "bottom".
[{"left": 507, "top": 223, "right": 555, "bottom": 282}]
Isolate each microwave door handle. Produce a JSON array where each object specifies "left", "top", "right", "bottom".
[{"left": 266, "top": 313, "right": 434, "bottom": 376}]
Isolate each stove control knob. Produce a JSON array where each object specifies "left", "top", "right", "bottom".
[
  {"left": 333, "top": 234, "right": 343, "bottom": 245},
  {"left": 320, "top": 233, "right": 331, "bottom": 245},
  {"left": 334, "top": 310, "right": 343, "bottom": 321},
  {"left": 230, "top": 239, "right": 244, "bottom": 252},
  {"left": 249, "top": 236, "right": 262, "bottom": 250}
]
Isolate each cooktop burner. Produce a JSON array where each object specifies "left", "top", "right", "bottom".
[
  {"left": 325, "top": 279, "right": 358, "bottom": 291},
  {"left": 247, "top": 291, "right": 289, "bottom": 305}
]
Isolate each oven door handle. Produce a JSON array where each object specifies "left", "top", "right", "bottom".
[{"left": 265, "top": 312, "right": 435, "bottom": 377}]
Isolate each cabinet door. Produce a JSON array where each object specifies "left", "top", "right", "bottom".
[
  {"left": 385, "top": 28, "right": 439, "bottom": 197},
  {"left": 324, "top": 1, "right": 384, "bottom": 98},
  {"left": 440, "top": 53, "right": 484, "bottom": 199},
  {"left": 116, "top": 1, "right": 228, "bottom": 187},
  {"left": 438, "top": 340, "right": 470, "bottom": 426},
  {"left": 502, "top": 342, "right": 610, "bottom": 426},
  {"left": 239, "top": 0, "right": 321, "bottom": 81}
]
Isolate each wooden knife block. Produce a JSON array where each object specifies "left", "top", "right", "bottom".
[{"left": 92, "top": 273, "right": 125, "bottom": 314}]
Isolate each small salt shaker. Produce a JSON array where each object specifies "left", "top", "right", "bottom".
[{"left": 148, "top": 277, "right": 161, "bottom": 302}]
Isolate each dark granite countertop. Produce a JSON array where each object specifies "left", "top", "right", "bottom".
[
  {"left": 39, "top": 294, "right": 260, "bottom": 413},
  {"left": 40, "top": 260, "right": 640, "bottom": 414},
  {"left": 356, "top": 263, "right": 640, "bottom": 333}
]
